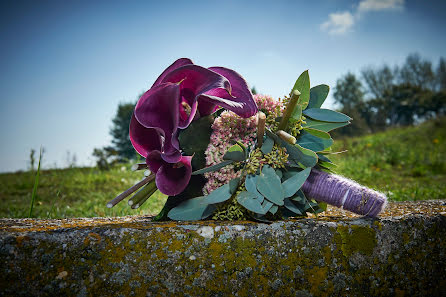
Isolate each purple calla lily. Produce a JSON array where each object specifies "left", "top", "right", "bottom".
[{"left": 129, "top": 58, "right": 258, "bottom": 196}]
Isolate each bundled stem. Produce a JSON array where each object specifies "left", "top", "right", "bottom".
[
  {"left": 256, "top": 112, "right": 266, "bottom": 147},
  {"left": 302, "top": 169, "right": 387, "bottom": 217},
  {"left": 278, "top": 89, "right": 301, "bottom": 131},
  {"left": 128, "top": 180, "right": 158, "bottom": 209},
  {"left": 106, "top": 174, "right": 155, "bottom": 208},
  {"left": 277, "top": 130, "right": 296, "bottom": 144},
  {"left": 131, "top": 163, "right": 147, "bottom": 171}
]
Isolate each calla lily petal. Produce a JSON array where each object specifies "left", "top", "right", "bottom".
[
  {"left": 129, "top": 113, "right": 162, "bottom": 157},
  {"left": 146, "top": 150, "right": 164, "bottom": 173},
  {"left": 134, "top": 82, "right": 181, "bottom": 161},
  {"left": 155, "top": 156, "right": 192, "bottom": 196},
  {"left": 161, "top": 65, "right": 231, "bottom": 128},
  {"left": 152, "top": 58, "right": 194, "bottom": 88},
  {"left": 199, "top": 67, "right": 258, "bottom": 118}
]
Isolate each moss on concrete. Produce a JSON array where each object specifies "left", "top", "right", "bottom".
[{"left": 1, "top": 201, "right": 446, "bottom": 296}]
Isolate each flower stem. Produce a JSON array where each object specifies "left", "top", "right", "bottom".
[
  {"left": 106, "top": 174, "right": 155, "bottom": 208},
  {"left": 278, "top": 90, "right": 301, "bottom": 131},
  {"left": 277, "top": 130, "right": 296, "bottom": 144},
  {"left": 256, "top": 112, "right": 266, "bottom": 147},
  {"left": 128, "top": 179, "right": 158, "bottom": 208},
  {"left": 131, "top": 163, "right": 147, "bottom": 171}
]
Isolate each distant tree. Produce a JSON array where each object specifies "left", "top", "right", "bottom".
[
  {"left": 110, "top": 102, "right": 136, "bottom": 160},
  {"left": 437, "top": 57, "right": 446, "bottom": 91},
  {"left": 333, "top": 73, "right": 364, "bottom": 110},
  {"left": 333, "top": 73, "right": 369, "bottom": 135},
  {"left": 399, "top": 53, "right": 436, "bottom": 90},
  {"left": 361, "top": 65, "right": 396, "bottom": 99},
  {"left": 251, "top": 86, "right": 257, "bottom": 95},
  {"left": 92, "top": 147, "right": 120, "bottom": 170}
]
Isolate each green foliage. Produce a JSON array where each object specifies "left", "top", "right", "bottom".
[
  {"left": 296, "top": 130, "right": 333, "bottom": 152},
  {"left": 303, "top": 108, "right": 351, "bottom": 123},
  {"left": 260, "top": 137, "right": 274, "bottom": 154},
  {"left": 282, "top": 168, "right": 311, "bottom": 198},
  {"left": 303, "top": 119, "right": 350, "bottom": 132},
  {"left": 192, "top": 160, "right": 233, "bottom": 175},
  {"left": 256, "top": 165, "right": 284, "bottom": 206},
  {"left": 203, "top": 183, "right": 232, "bottom": 204},
  {"left": 284, "top": 142, "right": 318, "bottom": 168},
  {"left": 236, "top": 191, "right": 265, "bottom": 214},
  {"left": 167, "top": 196, "right": 215, "bottom": 221},
  {"left": 307, "top": 84, "right": 330, "bottom": 109},
  {"left": 179, "top": 114, "right": 214, "bottom": 170},
  {"left": 291, "top": 70, "right": 310, "bottom": 109}
]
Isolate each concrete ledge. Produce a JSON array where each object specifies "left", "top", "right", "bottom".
[{"left": 1, "top": 200, "right": 446, "bottom": 297}]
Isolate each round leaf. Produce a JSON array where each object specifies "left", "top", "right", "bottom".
[
  {"left": 237, "top": 191, "right": 266, "bottom": 214},
  {"left": 282, "top": 167, "right": 311, "bottom": 198},
  {"left": 303, "top": 108, "right": 352, "bottom": 123},
  {"left": 203, "top": 183, "right": 232, "bottom": 204},
  {"left": 256, "top": 165, "right": 284, "bottom": 206}
]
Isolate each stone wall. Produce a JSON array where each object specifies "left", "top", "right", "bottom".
[{"left": 1, "top": 200, "right": 445, "bottom": 296}]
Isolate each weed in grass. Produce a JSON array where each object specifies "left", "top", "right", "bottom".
[{"left": 29, "top": 147, "right": 43, "bottom": 217}]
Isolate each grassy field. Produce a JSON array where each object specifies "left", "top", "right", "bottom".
[{"left": 1, "top": 117, "right": 444, "bottom": 219}]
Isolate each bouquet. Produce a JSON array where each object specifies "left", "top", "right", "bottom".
[{"left": 107, "top": 58, "right": 387, "bottom": 221}]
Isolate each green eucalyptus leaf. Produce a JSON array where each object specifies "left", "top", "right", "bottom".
[
  {"left": 265, "top": 129, "right": 281, "bottom": 144},
  {"left": 275, "top": 169, "right": 283, "bottom": 180},
  {"left": 303, "top": 128, "right": 331, "bottom": 139},
  {"left": 229, "top": 178, "right": 240, "bottom": 194},
  {"left": 281, "top": 207, "right": 300, "bottom": 219},
  {"left": 302, "top": 118, "right": 350, "bottom": 132},
  {"left": 178, "top": 115, "right": 214, "bottom": 170},
  {"left": 203, "top": 183, "right": 232, "bottom": 204},
  {"left": 296, "top": 131, "right": 333, "bottom": 152},
  {"left": 291, "top": 104, "right": 302, "bottom": 120},
  {"left": 228, "top": 143, "right": 244, "bottom": 153},
  {"left": 256, "top": 165, "right": 284, "bottom": 206},
  {"left": 245, "top": 175, "right": 264, "bottom": 202},
  {"left": 252, "top": 213, "right": 272, "bottom": 223},
  {"left": 237, "top": 191, "right": 266, "bottom": 214},
  {"left": 317, "top": 154, "right": 332, "bottom": 163},
  {"left": 269, "top": 205, "right": 278, "bottom": 215},
  {"left": 153, "top": 175, "right": 206, "bottom": 221},
  {"left": 223, "top": 150, "right": 246, "bottom": 162},
  {"left": 167, "top": 196, "right": 214, "bottom": 221},
  {"left": 291, "top": 70, "right": 310, "bottom": 109},
  {"left": 192, "top": 160, "right": 233, "bottom": 175},
  {"left": 303, "top": 108, "right": 352, "bottom": 123},
  {"left": 282, "top": 168, "right": 302, "bottom": 181},
  {"left": 284, "top": 143, "right": 318, "bottom": 168},
  {"left": 261, "top": 137, "right": 274, "bottom": 154},
  {"left": 262, "top": 200, "right": 273, "bottom": 212},
  {"left": 307, "top": 84, "right": 329, "bottom": 109},
  {"left": 282, "top": 167, "right": 311, "bottom": 198},
  {"left": 284, "top": 198, "right": 303, "bottom": 215},
  {"left": 291, "top": 189, "right": 307, "bottom": 204}
]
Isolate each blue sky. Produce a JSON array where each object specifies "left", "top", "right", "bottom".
[{"left": 1, "top": 0, "right": 445, "bottom": 172}]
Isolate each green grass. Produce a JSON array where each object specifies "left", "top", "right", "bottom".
[
  {"left": 330, "top": 117, "right": 446, "bottom": 201},
  {"left": 0, "top": 165, "right": 167, "bottom": 219},
  {"left": 1, "top": 117, "right": 445, "bottom": 219}
]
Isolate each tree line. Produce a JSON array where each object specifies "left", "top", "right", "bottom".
[{"left": 333, "top": 53, "right": 446, "bottom": 136}]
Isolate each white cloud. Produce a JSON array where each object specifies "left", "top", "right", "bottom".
[
  {"left": 358, "top": 0, "right": 404, "bottom": 13},
  {"left": 320, "top": 0, "right": 405, "bottom": 35},
  {"left": 320, "top": 11, "right": 355, "bottom": 35}
]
